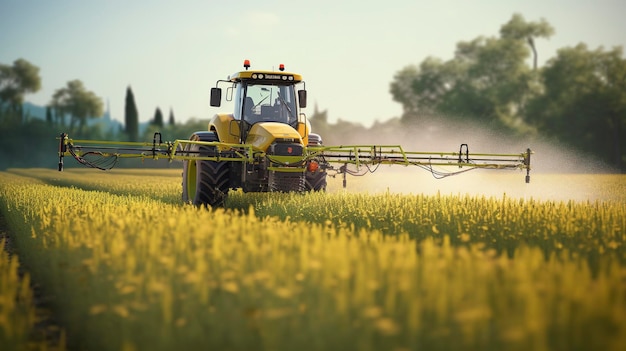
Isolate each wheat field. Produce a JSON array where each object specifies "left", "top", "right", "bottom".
[{"left": 1, "top": 168, "right": 625, "bottom": 351}]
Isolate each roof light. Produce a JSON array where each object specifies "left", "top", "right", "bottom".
[
  {"left": 279, "top": 64, "right": 285, "bottom": 71},
  {"left": 244, "top": 59, "right": 251, "bottom": 70}
]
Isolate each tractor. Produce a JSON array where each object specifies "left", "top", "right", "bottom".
[{"left": 182, "top": 60, "right": 327, "bottom": 206}]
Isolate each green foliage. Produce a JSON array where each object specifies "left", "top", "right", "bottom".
[
  {"left": 390, "top": 13, "right": 625, "bottom": 171},
  {"left": 308, "top": 105, "right": 331, "bottom": 139},
  {"left": 0, "top": 58, "right": 41, "bottom": 123},
  {"left": 50, "top": 79, "right": 104, "bottom": 136},
  {"left": 390, "top": 13, "right": 552, "bottom": 131},
  {"left": 526, "top": 44, "right": 626, "bottom": 170},
  {"left": 0, "top": 118, "right": 59, "bottom": 170},
  {"left": 152, "top": 107, "right": 164, "bottom": 127},
  {"left": 499, "top": 13, "right": 555, "bottom": 70},
  {"left": 452, "top": 36, "right": 534, "bottom": 126},
  {"left": 45, "top": 105, "right": 53, "bottom": 125},
  {"left": 142, "top": 118, "right": 212, "bottom": 142},
  {"left": 124, "top": 86, "right": 139, "bottom": 142},
  {"left": 309, "top": 107, "right": 371, "bottom": 145},
  {"left": 168, "top": 107, "right": 175, "bottom": 125}
]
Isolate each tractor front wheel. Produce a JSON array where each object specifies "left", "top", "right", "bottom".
[{"left": 182, "top": 132, "right": 230, "bottom": 207}]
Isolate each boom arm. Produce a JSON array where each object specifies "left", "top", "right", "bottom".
[{"left": 57, "top": 133, "right": 532, "bottom": 183}]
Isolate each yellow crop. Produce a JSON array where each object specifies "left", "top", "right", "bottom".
[
  {"left": 0, "top": 239, "right": 36, "bottom": 351},
  {"left": 1, "top": 169, "right": 625, "bottom": 351}
]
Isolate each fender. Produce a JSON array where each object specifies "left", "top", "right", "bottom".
[{"left": 209, "top": 113, "right": 239, "bottom": 144}]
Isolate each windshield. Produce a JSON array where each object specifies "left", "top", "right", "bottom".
[{"left": 242, "top": 83, "right": 297, "bottom": 125}]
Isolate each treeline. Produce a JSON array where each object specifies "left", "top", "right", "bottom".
[
  {"left": 0, "top": 110, "right": 212, "bottom": 170},
  {"left": 1, "top": 14, "right": 624, "bottom": 171},
  {"left": 389, "top": 14, "right": 625, "bottom": 171},
  {"left": 0, "top": 59, "right": 205, "bottom": 169}
]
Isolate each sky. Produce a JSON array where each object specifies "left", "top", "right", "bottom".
[{"left": 1, "top": 0, "right": 625, "bottom": 127}]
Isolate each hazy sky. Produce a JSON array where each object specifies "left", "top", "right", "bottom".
[{"left": 1, "top": 0, "right": 624, "bottom": 127}]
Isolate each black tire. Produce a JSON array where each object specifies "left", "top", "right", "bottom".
[
  {"left": 305, "top": 133, "right": 327, "bottom": 192},
  {"left": 182, "top": 132, "right": 230, "bottom": 207},
  {"left": 305, "top": 170, "right": 327, "bottom": 192}
]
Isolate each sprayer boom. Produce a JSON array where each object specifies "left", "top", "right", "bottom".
[{"left": 57, "top": 133, "right": 532, "bottom": 183}]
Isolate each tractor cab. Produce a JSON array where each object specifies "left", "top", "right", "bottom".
[
  {"left": 209, "top": 60, "right": 308, "bottom": 145},
  {"left": 241, "top": 83, "right": 298, "bottom": 125}
]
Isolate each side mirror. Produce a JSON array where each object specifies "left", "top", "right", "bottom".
[
  {"left": 210, "top": 88, "right": 222, "bottom": 107},
  {"left": 298, "top": 90, "right": 307, "bottom": 108}
]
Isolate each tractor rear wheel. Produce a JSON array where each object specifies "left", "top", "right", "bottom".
[{"left": 182, "top": 132, "right": 230, "bottom": 207}]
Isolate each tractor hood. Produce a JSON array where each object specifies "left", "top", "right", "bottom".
[{"left": 246, "top": 122, "right": 303, "bottom": 152}]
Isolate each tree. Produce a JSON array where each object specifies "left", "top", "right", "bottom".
[
  {"left": 308, "top": 104, "right": 330, "bottom": 139},
  {"left": 390, "top": 57, "right": 461, "bottom": 119},
  {"left": 390, "top": 65, "right": 423, "bottom": 118},
  {"left": 390, "top": 14, "right": 553, "bottom": 130},
  {"left": 50, "top": 80, "right": 103, "bottom": 135},
  {"left": 526, "top": 44, "right": 626, "bottom": 171},
  {"left": 168, "top": 107, "right": 175, "bottom": 126},
  {"left": 0, "top": 58, "right": 41, "bottom": 122},
  {"left": 125, "top": 86, "right": 139, "bottom": 141},
  {"left": 152, "top": 107, "right": 164, "bottom": 127},
  {"left": 499, "top": 13, "right": 554, "bottom": 70},
  {"left": 445, "top": 35, "right": 535, "bottom": 127},
  {"left": 46, "top": 105, "right": 53, "bottom": 125}
]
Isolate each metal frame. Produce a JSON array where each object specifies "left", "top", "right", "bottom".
[{"left": 58, "top": 133, "right": 533, "bottom": 182}]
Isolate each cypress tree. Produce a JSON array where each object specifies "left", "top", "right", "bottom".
[
  {"left": 45, "top": 105, "right": 53, "bottom": 125},
  {"left": 168, "top": 107, "right": 175, "bottom": 125},
  {"left": 124, "top": 86, "right": 139, "bottom": 141},
  {"left": 153, "top": 107, "right": 164, "bottom": 127}
]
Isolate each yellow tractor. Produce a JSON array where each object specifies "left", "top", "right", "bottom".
[
  {"left": 57, "top": 60, "right": 532, "bottom": 207},
  {"left": 182, "top": 60, "right": 326, "bottom": 206}
]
